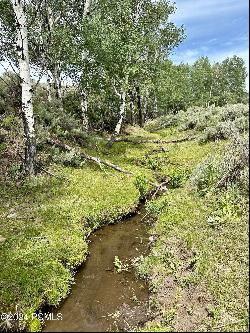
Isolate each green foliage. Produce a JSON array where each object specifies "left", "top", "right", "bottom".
[
  {"left": 0, "top": 163, "right": 141, "bottom": 330},
  {"left": 113, "top": 256, "right": 129, "bottom": 273},
  {"left": 167, "top": 167, "right": 190, "bottom": 188},
  {"left": 190, "top": 135, "right": 249, "bottom": 194},
  {"left": 146, "top": 196, "right": 168, "bottom": 217},
  {"left": 134, "top": 174, "right": 150, "bottom": 198},
  {"left": 138, "top": 184, "right": 248, "bottom": 332},
  {"left": 145, "top": 113, "right": 179, "bottom": 132},
  {"left": 154, "top": 56, "right": 248, "bottom": 116},
  {"left": 1, "top": 114, "right": 19, "bottom": 130}
]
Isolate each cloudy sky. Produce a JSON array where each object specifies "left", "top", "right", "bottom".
[{"left": 170, "top": 0, "right": 249, "bottom": 70}]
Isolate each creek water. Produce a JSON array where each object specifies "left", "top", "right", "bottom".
[{"left": 43, "top": 206, "right": 149, "bottom": 332}]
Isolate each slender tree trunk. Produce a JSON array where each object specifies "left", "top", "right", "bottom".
[
  {"left": 129, "top": 98, "right": 135, "bottom": 125},
  {"left": 136, "top": 86, "right": 144, "bottom": 127},
  {"left": 47, "top": 75, "right": 52, "bottom": 103},
  {"left": 114, "top": 89, "right": 126, "bottom": 135},
  {"left": 143, "top": 89, "right": 149, "bottom": 122},
  {"left": 12, "top": 0, "right": 36, "bottom": 176},
  {"left": 53, "top": 65, "right": 62, "bottom": 99},
  {"left": 153, "top": 93, "right": 158, "bottom": 117},
  {"left": 46, "top": 6, "right": 64, "bottom": 111},
  {"left": 80, "top": 90, "right": 89, "bottom": 131},
  {"left": 77, "top": 0, "right": 92, "bottom": 130},
  {"left": 83, "top": 0, "right": 91, "bottom": 16},
  {"left": 128, "top": 89, "right": 135, "bottom": 125}
]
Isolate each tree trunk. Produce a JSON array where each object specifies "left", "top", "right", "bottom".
[
  {"left": 83, "top": 0, "right": 91, "bottom": 16},
  {"left": 53, "top": 65, "right": 63, "bottom": 101},
  {"left": 143, "top": 89, "right": 149, "bottom": 122},
  {"left": 80, "top": 90, "right": 89, "bottom": 131},
  {"left": 114, "top": 90, "right": 126, "bottom": 135},
  {"left": 136, "top": 86, "right": 144, "bottom": 127},
  {"left": 153, "top": 93, "right": 158, "bottom": 117},
  {"left": 47, "top": 75, "right": 52, "bottom": 102},
  {"left": 128, "top": 89, "right": 135, "bottom": 125},
  {"left": 12, "top": 0, "right": 36, "bottom": 176},
  {"left": 129, "top": 98, "right": 135, "bottom": 125},
  {"left": 46, "top": 6, "right": 64, "bottom": 111}
]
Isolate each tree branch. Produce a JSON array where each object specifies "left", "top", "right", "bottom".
[{"left": 46, "top": 138, "right": 133, "bottom": 175}]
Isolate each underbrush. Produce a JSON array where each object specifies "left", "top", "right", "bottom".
[
  {"left": 136, "top": 133, "right": 249, "bottom": 332},
  {"left": 0, "top": 104, "right": 248, "bottom": 332},
  {"left": 145, "top": 103, "right": 249, "bottom": 144},
  {"left": 0, "top": 166, "right": 143, "bottom": 331}
]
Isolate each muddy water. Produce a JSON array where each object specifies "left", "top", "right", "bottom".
[{"left": 43, "top": 208, "right": 149, "bottom": 332}]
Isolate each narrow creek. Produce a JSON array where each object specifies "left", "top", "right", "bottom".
[{"left": 43, "top": 205, "right": 150, "bottom": 332}]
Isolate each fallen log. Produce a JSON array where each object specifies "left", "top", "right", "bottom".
[
  {"left": 47, "top": 138, "right": 133, "bottom": 175},
  {"left": 46, "top": 139, "right": 170, "bottom": 189},
  {"left": 110, "top": 135, "right": 197, "bottom": 145},
  {"left": 145, "top": 147, "right": 167, "bottom": 158}
]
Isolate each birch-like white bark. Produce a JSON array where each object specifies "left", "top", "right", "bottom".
[
  {"left": 11, "top": 0, "right": 36, "bottom": 175},
  {"left": 80, "top": 90, "right": 89, "bottom": 131},
  {"left": 153, "top": 93, "right": 158, "bottom": 116},
  {"left": 83, "top": 0, "right": 92, "bottom": 16},
  {"left": 114, "top": 89, "right": 126, "bottom": 135},
  {"left": 47, "top": 75, "right": 52, "bottom": 102},
  {"left": 129, "top": 91, "right": 135, "bottom": 125},
  {"left": 46, "top": 6, "right": 64, "bottom": 110}
]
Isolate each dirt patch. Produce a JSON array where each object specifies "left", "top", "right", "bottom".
[
  {"left": 143, "top": 237, "right": 215, "bottom": 331},
  {"left": 112, "top": 303, "right": 152, "bottom": 331}
]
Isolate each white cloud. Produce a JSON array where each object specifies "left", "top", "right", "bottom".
[{"left": 172, "top": 0, "right": 248, "bottom": 22}]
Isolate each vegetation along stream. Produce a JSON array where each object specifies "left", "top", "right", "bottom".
[
  {"left": 43, "top": 205, "right": 152, "bottom": 332},
  {"left": 0, "top": 1, "right": 248, "bottom": 332}
]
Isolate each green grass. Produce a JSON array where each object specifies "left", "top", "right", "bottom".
[
  {"left": 0, "top": 168, "right": 139, "bottom": 328},
  {"left": 137, "top": 179, "right": 248, "bottom": 330},
  {"left": 0, "top": 125, "right": 248, "bottom": 332}
]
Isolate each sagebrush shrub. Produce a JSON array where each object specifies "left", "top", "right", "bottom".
[
  {"left": 190, "top": 134, "right": 249, "bottom": 194},
  {"left": 145, "top": 113, "right": 179, "bottom": 132}
]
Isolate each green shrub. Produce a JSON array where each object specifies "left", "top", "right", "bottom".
[
  {"left": 190, "top": 135, "right": 249, "bottom": 194},
  {"left": 167, "top": 167, "right": 190, "bottom": 188},
  {"left": 1, "top": 115, "right": 19, "bottom": 130},
  {"left": 146, "top": 197, "right": 168, "bottom": 217},
  {"left": 145, "top": 113, "right": 179, "bottom": 132},
  {"left": 134, "top": 174, "right": 150, "bottom": 198},
  {"left": 51, "top": 149, "right": 84, "bottom": 167},
  {"left": 178, "top": 104, "right": 249, "bottom": 143}
]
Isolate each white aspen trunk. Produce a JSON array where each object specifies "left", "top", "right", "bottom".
[
  {"left": 12, "top": 0, "right": 36, "bottom": 176},
  {"left": 153, "top": 93, "right": 158, "bottom": 116},
  {"left": 208, "top": 86, "right": 213, "bottom": 107},
  {"left": 136, "top": 86, "right": 143, "bottom": 127},
  {"left": 77, "top": 0, "right": 92, "bottom": 131},
  {"left": 129, "top": 94, "right": 135, "bottom": 125},
  {"left": 83, "top": 0, "right": 92, "bottom": 16},
  {"left": 53, "top": 64, "right": 64, "bottom": 112},
  {"left": 47, "top": 6, "right": 63, "bottom": 110},
  {"left": 47, "top": 75, "right": 53, "bottom": 102},
  {"left": 80, "top": 90, "right": 89, "bottom": 131},
  {"left": 114, "top": 90, "right": 126, "bottom": 135}
]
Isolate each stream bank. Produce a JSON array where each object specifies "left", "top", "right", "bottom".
[{"left": 43, "top": 205, "right": 152, "bottom": 332}]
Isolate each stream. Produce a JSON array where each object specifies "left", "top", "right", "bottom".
[{"left": 43, "top": 206, "right": 150, "bottom": 332}]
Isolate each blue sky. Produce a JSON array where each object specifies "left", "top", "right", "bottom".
[{"left": 170, "top": 0, "right": 249, "bottom": 72}]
